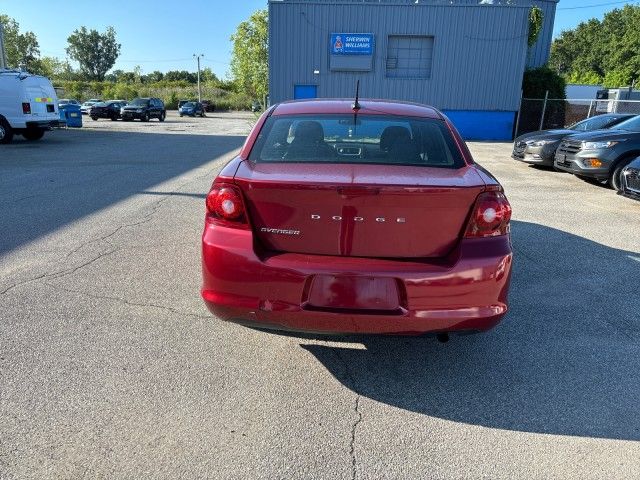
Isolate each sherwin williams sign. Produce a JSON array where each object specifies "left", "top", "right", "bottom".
[{"left": 330, "top": 33, "right": 374, "bottom": 55}]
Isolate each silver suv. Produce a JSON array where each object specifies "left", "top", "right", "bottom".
[{"left": 554, "top": 115, "right": 640, "bottom": 190}]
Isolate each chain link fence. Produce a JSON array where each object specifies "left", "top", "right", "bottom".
[{"left": 514, "top": 98, "right": 640, "bottom": 138}]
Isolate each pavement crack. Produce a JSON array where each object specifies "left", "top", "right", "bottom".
[
  {"left": 333, "top": 348, "right": 363, "bottom": 480},
  {"left": 0, "top": 249, "right": 118, "bottom": 295},
  {"left": 45, "top": 282, "right": 210, "bottom": 320}
]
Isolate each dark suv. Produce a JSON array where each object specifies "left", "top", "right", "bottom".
[
  {"left": 554, "top": 115, "right": 640, "bottom": 190},
  {"left": 121, "top": 98, "right": 166, "bottom": 122}
]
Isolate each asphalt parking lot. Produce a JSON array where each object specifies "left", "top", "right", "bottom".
[{"left": 1, "top": 111, "right": 639, "bottom": 479}]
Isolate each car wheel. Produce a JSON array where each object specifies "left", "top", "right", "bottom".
[
  {"left": 179, "top": 114, "right": 183, "bottom": 117},
  {"left": 110, "top": 115, "right": 117, "bottom": 121},
  {"left": 142, "top": 113, "right": 149, "bottom": 122},
  {"left": 0, "top": 118, "right": 14, "bottom": 144},
  {"left": 91, "top": 116, "right": 98, "bottom": 121},
  {"left": 610, "top": 158, "right": 635, "bottom": 191},
  {"left": 159, "top": 112, "right": 166, "bottom": 122},
  {"left": 22, "top": 128, "right": 45, "bottom": 141}
]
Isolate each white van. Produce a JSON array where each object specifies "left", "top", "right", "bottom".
[{"left": 0, "top": 69, "right": 60, "bottom": 144}]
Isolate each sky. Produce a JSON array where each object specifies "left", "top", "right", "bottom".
[{"left": 1, "top": 0, "right": 637, "bottom": 78}]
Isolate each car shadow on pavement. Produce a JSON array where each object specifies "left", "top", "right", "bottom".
[
  {"left": 300, "top": 220, "right": 640, "bottom": 440},
  {"left": 0, "top": 130, "right": 244, "bottom": 257}
]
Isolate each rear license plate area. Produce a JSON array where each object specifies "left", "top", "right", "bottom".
[{"left": 305, "top": 275, "right": 401, "bottom": 312}]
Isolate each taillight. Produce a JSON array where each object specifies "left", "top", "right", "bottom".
[
  {"left": 205, "top": 183, "right": 248, "bottom": 227},
  {"left": 22, "top": 102, "right": 31, "bottom": 114},
  {"left": 464, "top": 191, "right": 512, "bottom": 238}
]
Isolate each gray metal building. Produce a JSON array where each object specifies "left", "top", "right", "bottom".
[{"left": 268, "top": 0, "right": 559, "bottom": 140}]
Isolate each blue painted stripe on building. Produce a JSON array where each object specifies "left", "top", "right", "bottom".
[{"left": 442, "top": 110, "right": 516, "bottom": 142}]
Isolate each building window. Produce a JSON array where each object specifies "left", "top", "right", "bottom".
[{"left": 386, "top": 35, "right": 434, "bottom": 79}]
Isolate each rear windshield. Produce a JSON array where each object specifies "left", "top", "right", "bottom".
[{"left": 249, "top": 114, "right": 465, "bottom": 168}]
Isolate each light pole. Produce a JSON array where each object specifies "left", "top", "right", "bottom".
[
  {"left": 0, "top": 22, "right": 8, "bottom": 69},
  {"left": 193, "top": 54, "right": 204, "bottom": 102}
]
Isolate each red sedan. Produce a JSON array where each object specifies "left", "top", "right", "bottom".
[{"left": 201, "top": 99, "right": 512, "bottom": 337}]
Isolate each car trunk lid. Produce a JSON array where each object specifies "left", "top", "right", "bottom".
[{"left": 234, "top": 161, "right": 485, "bottom": 258}]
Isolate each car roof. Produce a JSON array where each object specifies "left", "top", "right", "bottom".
[{"left": 272, "top": 99, "right": 443, "bottom": 119}]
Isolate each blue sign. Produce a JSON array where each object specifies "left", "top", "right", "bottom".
[{"left": 330, "top": 33, "right": 374, "bottom": 55}]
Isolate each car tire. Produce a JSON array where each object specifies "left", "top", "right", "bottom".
[
  {"left": 22, "top": 128, "right": 45, "bottom": 141},
  {"left": 0, "top": 118, "right": 14, "bottom": 144},
  {"left": 91, "top": 116, "right": 98, "bottom": 121},
  {"left": 179, "top": 114, "right": 183, "bottom": 117},
  {"left": 142, "top": 113, "right": 149, "bottom": 122},
  {"left": 159, "top": 112, "right": 166, "bottom": 122},
  {"left": 610, "top": 157, "right": 635, "bottom": 191},
  {"left": 110, "top": 116, "right": 117, "bottom": 121}
]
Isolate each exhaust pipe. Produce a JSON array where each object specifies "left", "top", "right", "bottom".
[{"left": 436, "top": 333, "right": 449, "bottom": 343}]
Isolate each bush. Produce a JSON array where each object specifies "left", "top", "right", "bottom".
[
  {"left": 522, "top": 67, "right": 566, "bottom": 99},
  {"left": 51, "top": 80, "right": 252, "bottom": 110},
  {"left": 518, "top": 68, "right": 568, "bottom": 135}
]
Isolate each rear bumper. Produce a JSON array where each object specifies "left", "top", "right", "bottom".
[
  {"left": 25, "top": 120, "right": 59, "bottom": 130},
  {"left": 201, "top": 224, "right": 513, "bottom": 335}
]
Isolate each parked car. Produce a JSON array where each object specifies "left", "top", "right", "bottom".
[
  {"left": 201, "top": 100, "right": 215, "bottom": 112},
  {"left": 512, "top": 113, "right": 635, "bottom": 167},
  {"left": 90, "top": 100, "right": 127, "bottom": 121},
  {"left": 0, "top": 69, "right": 60, "bottom": 144},
  {"left": 178, "top": 99, "right": 194, "bottom": 110},
  {"left": 179, "top": 101, "right": 205, "bottom": 117},
  {"left": 80, "top": 99, "right": 102, "bottom": 115},
  {"left": 121, "top": 97, "right": 166, "bottom": 122},
  {"left": 201, "top": 99, "right": 513, "bottom": 339},
  {"left": 251, "top": 100, "right": 262, "bottom": 112},
  {"left": 619, "top": 156, "right": 640, "bottom": 201},
  {"left": 554, "top": 115, "right": 640, "bottom": 190}
]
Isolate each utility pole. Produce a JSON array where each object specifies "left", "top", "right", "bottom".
[
  {"left": 0, "top": 22, "right": 8, "bottom": 69},
  {"left": 193, "top": 54, "right": 204, "bottom": 102}
]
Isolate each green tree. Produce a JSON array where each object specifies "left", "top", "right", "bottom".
[
  {"left": 66, "top": 26, "right": 121, "bottom": 80},
  {"left": 164, "top": 70, "right": 197, "bottom": 83},
  {"left": 104, "top": 69, "right": 125, "bottom": 82},
  {"left": 550, "top": 5, "right": 640, "bottom": 87},
  {"left": 230, "top": 9, "right": 268, "bottom": 100},
  {"left": 200, "top": 67, "right": 219, "bottom": 85},
  {"left": 144, "top": 70, "right": 164, "bottom": 83},
  {"left": 0, "top": 15, "right": 41, "bottom": 72}
]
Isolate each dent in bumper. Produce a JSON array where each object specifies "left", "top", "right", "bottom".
[{"left": 201, "top": 224, "right": 513, "bottom": 335}]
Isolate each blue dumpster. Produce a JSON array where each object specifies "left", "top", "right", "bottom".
[
  {"left": 58, "top": 107, "right": 67, "bottom": 127},
  {"left": 59, "top": 104, "right": 83, "bottom": 128}
]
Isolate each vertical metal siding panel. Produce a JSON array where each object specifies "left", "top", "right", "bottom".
[{"left": 269, "top": 1, "right": 544, "bottom": 110}]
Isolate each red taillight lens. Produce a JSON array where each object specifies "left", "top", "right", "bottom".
[
  {"left": 464, "top": 191, "right": 512, "bottom": 238},
  {"left": 22, "top": 102, "right": 31, "bottom": 114},
  {"left": 206, "top": 183, "right": 247, "bottom": 226}
]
